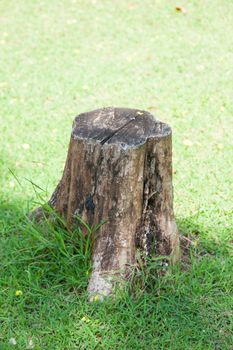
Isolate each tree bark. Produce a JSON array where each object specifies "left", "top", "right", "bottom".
[{"left": 32, "top": 107, "right": 179, "bottom": 300}]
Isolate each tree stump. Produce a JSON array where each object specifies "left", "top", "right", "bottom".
[{"left": 34, "top": 107, "right": 179, "bottom": 300}]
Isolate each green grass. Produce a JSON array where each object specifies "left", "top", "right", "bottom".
[{"left": 0, "top": 0, "right": 233, "bottom": 349}]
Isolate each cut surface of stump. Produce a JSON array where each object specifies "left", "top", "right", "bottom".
[{"left": 33, "top": 107, "right": 180, "bottom": 300}]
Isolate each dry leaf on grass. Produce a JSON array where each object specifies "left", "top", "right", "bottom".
[
  {"left": 182, "top": 139, "right": 193, "bottom": 146},
  {"left": 175, "top": 6, "right": 188, "bottom": 13}
]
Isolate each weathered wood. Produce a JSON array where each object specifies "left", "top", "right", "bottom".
[{"left": 32, "top": 107, "right": 179, "bottom": 300}]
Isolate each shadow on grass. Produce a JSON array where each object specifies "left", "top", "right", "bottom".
[{"left": 0, "top": 202, "right": 232, "bottom": 349}]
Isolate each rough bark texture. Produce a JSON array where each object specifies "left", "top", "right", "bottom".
[{"left": 33, "top": 107, "right": 179, "bottom": 299}]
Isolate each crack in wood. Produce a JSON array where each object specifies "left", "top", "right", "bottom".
[{"left": 100, "top": 114, "right": 137, "bottom": 145}]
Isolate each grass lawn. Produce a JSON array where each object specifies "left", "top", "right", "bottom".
[{"left": 0, "top": 0, "right": 233, "bottom": 349}]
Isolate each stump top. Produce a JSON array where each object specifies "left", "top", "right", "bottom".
[{"left": 72, "top": 107, "right": 171, "bottom": 147}]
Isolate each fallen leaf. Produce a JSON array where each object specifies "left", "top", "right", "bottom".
[
  {"left": 182, "top": 139, "right": 193, "bottom": 146},
  {"left": 175, "top": 6, "right": 188, "bottom": 13},
  {"left": 15, "top": 290, "right": 23, "bottom": 296},
  {"left": 27, "top": 338, "right": 34, "bottom": 349},
  {"left": 147, "top": 106, "right": 156, "bottom": 111},
  {"left": 81, "top": 316, "right": 90, "bottom": 322},
  {"left": 66, "top": 19, "right": 77, "bottom": 25},
  {"left": 94, "top": 295, "right": 100, "bottom": 302},
  {"left": 9, "top": 338, "right": 17, "bottom": 345},
  {"left": 192, "top": 239, "right": 199, "bottom": 247},
  {"left": 217, "top": 143, "right": 223, "bottom": 150},
  {"left": 128, "top": 3, "right": 136, "bottom": 10}
]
